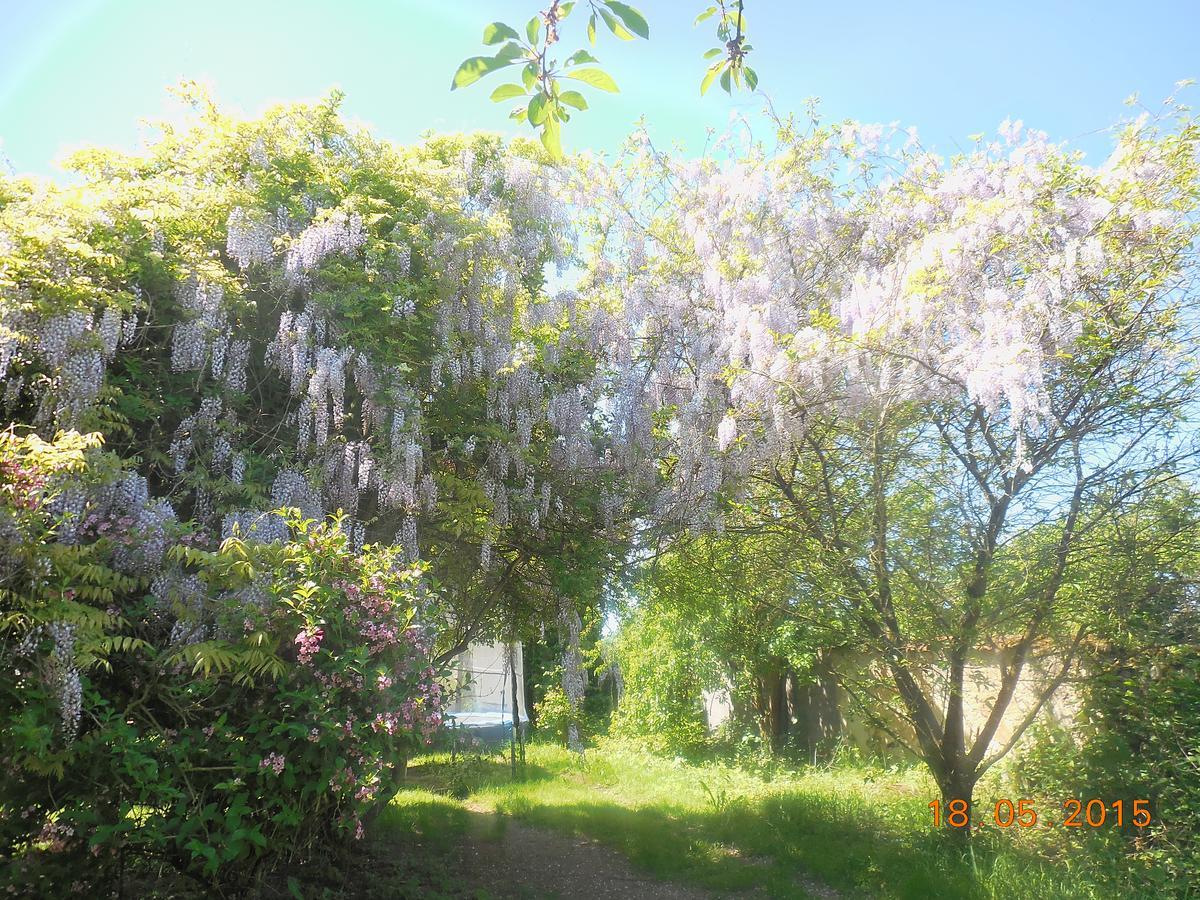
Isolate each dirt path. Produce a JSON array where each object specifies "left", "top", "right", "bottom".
[{"left": 451, "top": 801, "right": 712, "bottom": 899}]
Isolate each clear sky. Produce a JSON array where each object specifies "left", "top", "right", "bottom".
[{"left": 1, "top": 0, "right": 1197, "bottom": 177}]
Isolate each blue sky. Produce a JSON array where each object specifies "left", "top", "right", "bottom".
[{"left": 1, "top": 0, "right": 1197, "bottom": 176}]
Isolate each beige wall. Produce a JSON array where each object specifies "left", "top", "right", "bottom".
[{"left": 834, "top": 648, "right": 1081, "bottom": 758}]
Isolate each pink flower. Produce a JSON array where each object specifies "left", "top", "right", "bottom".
[
  {"left": 295, "top": 627, "right": 324, "bottom": 665},
  {"left": 37, "top": 820, "right": 74, "bottom": 853},
  {"left": 259, "top": 752, "right": 286, "bottom": 775}
]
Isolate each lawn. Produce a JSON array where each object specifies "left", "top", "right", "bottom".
[{"left": 381, "top": 741, "right": 1153, "bottom": 900}]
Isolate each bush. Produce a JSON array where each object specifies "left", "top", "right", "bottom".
[
  {"left": 1013, "top": 649, "right": 1200, "bottom": 894},
  {"left": 532, "top": 680, "right": 572, "bottom": 744},
  {"left": 609, "top": 604, "right": 713, "bottom": 754},
  {"left": 0, "top": 431, "right": 447, "bottom": 895}
]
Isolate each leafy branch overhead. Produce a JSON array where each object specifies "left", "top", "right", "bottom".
[
  {"left": 697, "top": 2, "right": 757, "bottom": 95},
  {"left": 453, "top": 1, "right": 756, "bottom": 159}
]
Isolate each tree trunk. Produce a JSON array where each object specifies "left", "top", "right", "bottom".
[
  {"left": 753, "top": 663, "right": 790, "bottom": 751},
  {"left": 767, "top": 665, "right": 789, "bottom": 751},
  {"left": 508, "top": 640, "right": 525, "bottom": 777},
  {"left": 508, "top": 641, "right": 520, "bottom": 780},
  {"left": 937, "top": 765, "right": 979, "bottom": 846},
  {"left": 754, "top": 674, "right": 773, "bottom": 744},
  {"left": 524, "top": 634, "right": 540, "bottom": 731}
]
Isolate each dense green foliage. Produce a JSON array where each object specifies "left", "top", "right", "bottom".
[
  {"left": 610, "top": 599, "right": 714, "bottom": 753},
  {"left": 0, "top": 432, "right": 444, "bottom": 893},
  {"left": 612, "top": 529, "right": 851, "bottom": 755},
  {"left": 0, "top": 94, "right": 612, "bottom": 892}
]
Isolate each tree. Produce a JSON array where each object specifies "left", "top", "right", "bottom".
[
  {"left": 0, "top": 88, "right": 627, "bottom": 662},
  {"left": 625, "top": 528, "right": 850, "bottom": 753},
  {"left": 585, "top": 102, "right": 1200, "bottom": 840}
]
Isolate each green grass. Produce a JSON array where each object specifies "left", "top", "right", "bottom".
[{"left": 381, "top": 740, "right": 1160, "bottom": 899}]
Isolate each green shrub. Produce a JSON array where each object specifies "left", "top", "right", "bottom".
[
  {"left": 532, "top": 680, "right": 574, "bottom": 746},
  {"left": 0, "top": 431, "right": 448, "bottom": 894},
  {"left": 609, "top": 604, "right": 713, "bottom": 754},
  {"left": 1013, "top": 649, "right": 1200, "bottom": 894}
]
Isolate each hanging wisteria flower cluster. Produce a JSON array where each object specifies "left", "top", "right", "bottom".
[
  {"left": 283, "top": 210, "right": 366, "bottom": 287},
  {"left": 47, "top": 622, "right": 82, "bottom": 743},
  {"left": 578, "top": 113, "right": 1197, "bottom": 527},
  {"left": 558, "top": 595, "right": 587, "bottom": 755},
  {"left": 6, "top": 304, "right": 140, "bottom": 427}
]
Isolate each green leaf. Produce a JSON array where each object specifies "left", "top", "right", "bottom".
[
  {"left": 490, "top": 83, "right": 527, "bottom": 102},
  {"left": 703, "top": 47, "right": 723, "bottom": 59},
  {"left": 495, "top": 41, "right": 526, "bottom": 62},
  {"left": 744, "top": 66, "right": 759, "bottom": 91},
  {"left": 559, "top": 90, "right": 589, "bottom": 110},
  {"left": 605, "top": 2, "right": 649, "bottom": 39},
  {"left": 451, "top": 54, "right": 517, "bottom": 90},
  {"left": 598, "top": 7, "right": 634, "bottom": 40},
  {"left": 700, "top": 62, "right": 724, "bottom": 96},
  {"left": 560, "top": 1, "right": 576, "bottom": 17},
  {"left": 720, "top": 68, "right": 732, "bottom": 94},
  {"left": 587, "top": 14, "right": 597, "bottom": 45},
  {"left": 566, "top": 49, "right": 600, "bottom": 66},
  {"left": 511, "top": 107, "right": 530, "bottom": 121},
  {"left": 522, "top": 62, "right": 538, "bottom": 91},
  {"left": 528, "top": 93, "right": 550, "bottom": 126},
  {"left": 541, "top": 116, "right": 563, "bottom": 160},
  {"left": 482, "top": 22, "right": 520, "bottom": 45},
  {"left": 563, "top": 67, "right": 619, "bottom": 92},
  {"left": 695, "top": 6, "right": 717, "bottom": 25},
  {"left": 526, "top": 14, "right": 542, "bottom": 45}
]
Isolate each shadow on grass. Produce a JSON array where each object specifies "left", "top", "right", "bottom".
[
  {"left": 404, "top": 756, "right": 559, "bottom": 798},
  {"left": 379, "top": 791, "right": 571, "bottom": 899},
  {"left": 355, "top": 794, "right": 509, "bottom": 899},
  {"left": 258, "top": 798, "right": 495, "bottom": 900}
]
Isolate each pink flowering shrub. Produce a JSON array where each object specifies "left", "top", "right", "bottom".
[
  {"left": 294, "top": 626, "right": 323, "bottom": 664},
  {"left": 0, "top": 436, "right": 449, "bottom": 894}
]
